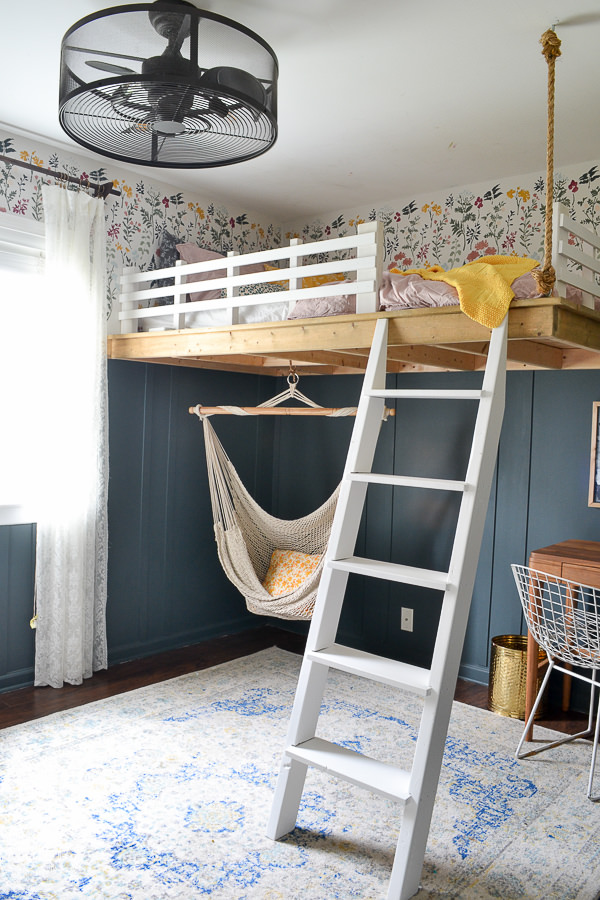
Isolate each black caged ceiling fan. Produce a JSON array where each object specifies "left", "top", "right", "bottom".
[{"left": 58, "top": 0, "right": 278, "bottom": 168}]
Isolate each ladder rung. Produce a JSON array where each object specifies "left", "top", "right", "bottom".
[
  {"left": 368, "top": 388, "right": 483, "bottom": 400},
  {"left": 286, "top": 737, "right": 412, "bottom": 802},
  {"left": 329, "top": 556, "right": 449, "bottom": 591},
  {"left": 350, "top": 472, "right": 468, "bottom": 492},
  {"left": 306, "top": 643, "right": 432, "bottom": 695}
]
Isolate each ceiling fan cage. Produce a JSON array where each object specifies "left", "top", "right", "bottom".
[{"left": 59, "top": 1, "right": 278, "bottom": 168}]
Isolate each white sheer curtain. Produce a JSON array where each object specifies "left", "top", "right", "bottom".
[{"left": 34, "top": 185, "right": 109, "bottom": 687}]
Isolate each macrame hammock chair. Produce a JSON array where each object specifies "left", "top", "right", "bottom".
[{"left": 191, "top": 374, "right": 389, "bottom": 620}]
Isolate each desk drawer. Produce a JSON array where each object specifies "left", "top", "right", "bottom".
[
  {"left": 562, "top": 563, "right": 600, "bottom": 589},
  {"left": 528, "top": 556, "right": 562, "bottom": 577}
]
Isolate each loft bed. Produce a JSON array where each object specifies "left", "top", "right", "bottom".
[{"left": 107, "top": 204, "right": 600, "bottom": 377}]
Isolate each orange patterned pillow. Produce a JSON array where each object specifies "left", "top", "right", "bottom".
[
  {"left": 262, "top": 549, "right": 322, "bottom": 597},
  {"left": 302, "top": 271, "right": 347, "bottom": 289},
  {"left": 263, "top": 265, "right": 348, "bottom": 290}
]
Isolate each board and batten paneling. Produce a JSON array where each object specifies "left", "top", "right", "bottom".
[
  {"left": 2, "top": 364, "right": 600, "bottom": 699},
  {"left": 0, "top": 523, "right": 36, "bottom": 690},
  {"left": 106, "top": 360, "right": 274, "bottom": 665},
  {"left": 269, "top": 367, "right": 600, "bottom": 691}
]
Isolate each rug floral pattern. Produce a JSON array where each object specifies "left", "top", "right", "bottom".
[{"left": 1, "top": 648, "right": 599, "bottom": 899}]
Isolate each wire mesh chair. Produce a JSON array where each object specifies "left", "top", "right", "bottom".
[{"left": 511, "top": 564, "right": 600, "bottom": 800}]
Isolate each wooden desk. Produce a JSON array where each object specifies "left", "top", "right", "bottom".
[{"left": 525, "top": 539, "right": 600, "bottom": 740}]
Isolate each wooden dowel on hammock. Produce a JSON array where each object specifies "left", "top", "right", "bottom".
[{"left": 189, "top": 405, "right": 395, "bottom": 417}]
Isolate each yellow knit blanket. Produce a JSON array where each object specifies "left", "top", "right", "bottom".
[{"left": 390, "top": 255, "right": 539, "bottom": 329}]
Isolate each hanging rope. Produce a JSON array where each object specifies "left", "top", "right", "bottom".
[
  {"left": 533, "top": 27, "right": 562, "bottom": 297},
  {"left": 189, "top": 373, "right": 359, "bottom": 418},
  {"left": 189, "top": 368, "right": 395, "bottom": 419}
]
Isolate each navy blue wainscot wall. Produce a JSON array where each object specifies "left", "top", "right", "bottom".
[
  {"left": 1, "top": 363, "right": 600, "bottom": 703},
  {"left": 270, "top": 367, "right": 600, "bottom": 694}
]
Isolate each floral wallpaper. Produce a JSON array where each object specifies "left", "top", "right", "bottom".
[
  {"left": 284, "top": 162, "right": 600, "bottom": 275},
  {"left": 3, "top": 128, "right": 600, "bottom": 323},
  {"left": 0, "top": 132, "right": 281, "bottom": 326}
]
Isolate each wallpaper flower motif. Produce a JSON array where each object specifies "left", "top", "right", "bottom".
[
  {"left": 3, "top": 130, "right": 600, "bottom": 319},
  {"left": 288, "top": 163, "right": 600, "bottom": 274},
  {"left": 0, "top": 134, "right": 281, "bottom": 320}
]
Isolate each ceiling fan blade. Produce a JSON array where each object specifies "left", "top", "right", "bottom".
[
  {"left": 207, "top": 96, "right": 262, "bottom": 124},
  {"left": 86, "top": 60, "right": 136, "bottom": 76}
]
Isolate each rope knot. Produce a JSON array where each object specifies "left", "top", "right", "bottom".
[
  {"left": 532, "top": 265, "right": 556, "bottom": 298},
  {"left": 540, "top": 28, "right": 562, "bottom": 63}
]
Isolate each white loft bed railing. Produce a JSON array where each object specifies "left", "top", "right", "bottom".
[
  {"left": 553, "top": 201, "right": 600, "bottom": 309},
  {"left": 116, "top": 204, "right": 600, "bottom": 336},
  {"left": 118, "top": 221, "right": 384, "bottom": 333}
]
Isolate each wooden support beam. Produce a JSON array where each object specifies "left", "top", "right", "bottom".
[
  {"left": 386, "top": 344, "right": 479, "bottom": 371},
  {"left": 107, "top": 300, "right": 600, "bottom": 374},
  {"left": 106, "top": 306, "right": 541, "bottom": 364},
  {"left": 556, "top": 348, "right": 600, "bottom": 369},
  {"left": 506, "top": 340, "right": 566, "bottom": 369},
  {"left": 436, "top": 341, "right": 490, "bottom": 358},
  {"left": 246, "top": 344, "right": 480, "bottom": 374},
  {"left": 131, "top": 356, "right": 346, "bottom": 377},
  {"left": 138, "top": 356, "right": 280, "bottom": 375},
  {"left": 385, "top": 309, "right": 490, "bottom": 347},
  {"left": 259, "top": 349, "right": 370, "bottom": 372},
  {"left": 107, "top": 315, "right": 382, "bottom": 361},
  {"left": 553, "top": 304, "right": 600, "bottom": 351},
  {"left": 440, "top": 339, "right": 565, "bottom": 369}
]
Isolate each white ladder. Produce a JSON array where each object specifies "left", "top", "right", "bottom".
[{"left": 266, "top": 314, "right": 508, "bottom": 900}]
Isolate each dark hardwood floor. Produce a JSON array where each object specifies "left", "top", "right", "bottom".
[{"left": 0, "top": 625, "right": 590, "bottom": 737}]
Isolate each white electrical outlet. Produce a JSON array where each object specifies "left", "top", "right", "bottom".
[{"left": 401, "top": 607, "right": 413, "bottom": 632}]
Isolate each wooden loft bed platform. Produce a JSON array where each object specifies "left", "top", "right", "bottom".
[
  {"left": 107, "top": 296, "right": 600, "bottom": 376},
  {"left": 106, "top": 204, "right": 600, "bottom": 376}
]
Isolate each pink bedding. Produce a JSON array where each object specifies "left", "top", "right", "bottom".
[{"left": 378, "top": 268, "right": 546, "bottom": 311}]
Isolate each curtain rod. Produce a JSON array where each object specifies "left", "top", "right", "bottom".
[{"left": 0, "top": 154, "right": 121, "bottom": 198}]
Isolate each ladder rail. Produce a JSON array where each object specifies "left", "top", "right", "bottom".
[
  {"left": 267, "top": 319, "right": 388, "bottom": 840},
  {"left": 389, "top": 316, "right": 507, "bottom": 899},
  {"left": 310, "top": 317, "right": 392, "bottom": 643},
  {"left": 267, "top": 315, "right": 509, "bottom": 900},
  {"left": 266, "top": 319, "right": 392, "bottom": 843}
]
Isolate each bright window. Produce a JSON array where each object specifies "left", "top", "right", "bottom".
[{"left": 0, "top": 212, "right": 45, "bottom": 525}]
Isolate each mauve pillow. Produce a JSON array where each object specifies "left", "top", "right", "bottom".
[
  {"left": 379, "top": 272, "right": 458, "bottom": 309},
  {"left": 514, "top": 268, "right": 586, "bottom": 304},
  {"left": 176, "top": 244, "right": 227, "bottom": 302},
  {"left": 511, "top": 268, "right": 544, "bottom": 299},
  {"left": 379, "top": 267, "right": 550, "bottom": 312},
  {"left": 177, "top": 243, "right": 267, "bottom": 302}
]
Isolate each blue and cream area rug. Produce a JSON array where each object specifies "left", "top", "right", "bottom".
[{"left": 1, "top": 647, "right": 600, "bottom": 900}]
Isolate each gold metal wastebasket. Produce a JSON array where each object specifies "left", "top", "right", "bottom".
[{"left": 487, "top": 634, "right": 547, "bottom": 719}]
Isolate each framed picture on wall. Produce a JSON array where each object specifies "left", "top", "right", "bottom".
[{"left": 589, "top": 402, "right": 600, "bottom": 507}]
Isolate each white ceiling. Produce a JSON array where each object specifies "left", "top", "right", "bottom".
[{"left": 2, "top": 0, "right": 600, "bottom": 221}]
